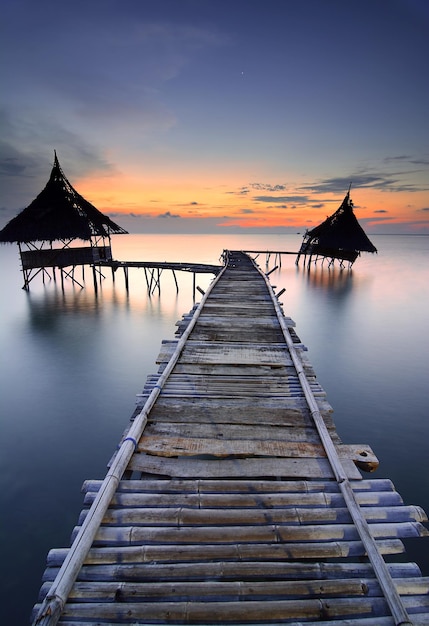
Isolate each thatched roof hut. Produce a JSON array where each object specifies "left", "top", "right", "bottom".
[
  {"left": 0, "top": 152, "right": 127, "bottom": 243},
  {"left": 0, "top": 152, "right": 127, "bottom": 289},
  {"left": 296, "top": 191, "right": 377, "bottom": 268}
]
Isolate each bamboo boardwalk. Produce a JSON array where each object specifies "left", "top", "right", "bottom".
[{"left": 32, "top": 251, "right": 429, "bottom": 625}]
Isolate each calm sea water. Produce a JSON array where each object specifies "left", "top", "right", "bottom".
[{"left": 0, "top": 233, "right": 428, "bottom": 624}]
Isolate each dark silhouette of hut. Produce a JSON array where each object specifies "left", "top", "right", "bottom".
[
  {"left": 0, "top": 152, "right": 127, "bottom": 289},
  {"left": 296, "top": 190, "right": 377, "bottom": 268}
]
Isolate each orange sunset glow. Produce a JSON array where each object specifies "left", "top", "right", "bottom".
[{"left": 74, "top": 168, "right": 429, "bottom": 235}]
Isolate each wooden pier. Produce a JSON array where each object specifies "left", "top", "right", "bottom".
[
  {"left": 97, "top": 259, "right": 222, "bottom": 296},
  {"left": 32, "top": 251, "right": 429, "bottom": 625}
]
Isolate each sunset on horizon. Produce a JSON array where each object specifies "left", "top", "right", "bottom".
[{"left": 1, "top": 0, "right": 428, "bottom": 235}]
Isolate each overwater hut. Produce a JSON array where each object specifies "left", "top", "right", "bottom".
[
  {"left": 0, "top": 152, "right": 127, "bottom": 289},
  {"left": 296, "top": 190, "right": 377, "bottom": 268}
]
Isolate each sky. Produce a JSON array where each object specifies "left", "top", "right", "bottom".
[{"left": 1, "top": 0, "right": 428, "bottom": 234}]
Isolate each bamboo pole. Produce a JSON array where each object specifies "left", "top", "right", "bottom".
[
  {"left": 32, "top": 264, "right": 227, "bottom": 626},
  {"left": 257, "top": 255, "right": 413, "bottom": 626}
]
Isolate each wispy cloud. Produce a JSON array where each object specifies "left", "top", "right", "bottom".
[
  {"left": 384, "top": 155, "right": 429, "bottom": 166},
  {"left": 249, "top": 183, "right": 287, "bottom": 192},
  {"left": 300, "top": 155, "right": 429, "bottom": 194},
  {"left": 158, "top": 211, "right": 181, "bottom": 218},
  {"left": 254, "top": 195, "right": 310, "bottom": 204}
]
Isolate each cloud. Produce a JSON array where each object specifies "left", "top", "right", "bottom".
[
  {"left": 249, "top": 183, "right": 287, "bottom": 192},
  {"left": 241, "top": 208, "right": 254, "bottom": 214},
  {"left": 158, "top": 211, "right": 181, "bottom": 218},
  {"left": 231, "top": 187, "right": 250, "bottom": 195},
  {"left": 384, "top": 155, "right": 429, "bottom": 166},
  {"left": 374, "top": 209, "right": 388, "bottom": 213},
  {"left": 419, "top": 207, "right": 429, "bottom": 212},
  {"left": 254, "top": 195, "right": 310, "bottom": 203},
  {"left": 311, "top": 203, "right": 324, "bottom": 209},
  {"left": 303, "top": 161, "right": 429, "bottom": 195}
]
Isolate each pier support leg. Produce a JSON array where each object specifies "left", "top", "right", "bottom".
[
  {"left": 172, "top": 269, "right": 179, "bottom": 293},
  {"left": 92, "top": 266, "right": 98, "bottom": 294},
  {"left": 124, "top": 267, "right": 129, "bottom": 292},
  {"left": 144, "top": 268, "right": 150, "bottom": 292}
]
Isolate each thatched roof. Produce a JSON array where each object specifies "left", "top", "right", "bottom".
[
  {"left": 303, "top": 192, "right": 377, "bottom": 253},
  {"left": 0, "top": 152, "right": 128, "bottom": 243}
]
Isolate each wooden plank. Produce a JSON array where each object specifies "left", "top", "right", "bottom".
[
  {"left": 35, "top": 596, "right": 423, "bottom": 622},
  {"left": 145, "top": 397, "right": 335, "bottom": 427},
  {"left": 142, "top": 422, "right": 335, "bottom": 443},
  {"left": 79, "top": 521, "right": 426, "bottom": 546},
  {"left": 82, "top": 478, "right": 396, "bottom": 495},
  {"left": 186, "top": 328, "right": 286, "bottom": 342},
  {"left": 41, "top": 577, "right": 429, "bottom": 602},
  {"left": 136, "top": 437, "right": 378, "bottom": 466},
  {"left": 128, "top": 455, "right": 363, "bottom": 480},
  {"left": 83, "top": 490, "right": 404, "bottom": 510},
  {"left": 47, "top": 551, "right": 415, "bottom": 576},
  {"left": 168, "top": 362, "right": 317, "bottom": 377},
  {"left": 158, "top": 341, "right": 296, "bottom": 365},
  {"left": 47, "top": 614, "right": 429, "bottom": 626},
  {"left": 67, "top": 536, "right": 407, "bottom": 559},
  {"left": 90, "top": 505, "right": 425, "bottom": 527}
]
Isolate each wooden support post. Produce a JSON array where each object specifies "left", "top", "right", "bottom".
[
  {"left": 124, "top": 267, "right": 129, "bottom": 292},
  {"left": 143, "top": 268, "right": 150, "bottom": 291},
  {"left": 92, "top": 265, "right": 98, "bottom": 294},
  {"left": 148, "top": 268, "right": 154, "bottom": 294},
  {"left": 172, "top": 269, "right": 179, "bottom": 292}
]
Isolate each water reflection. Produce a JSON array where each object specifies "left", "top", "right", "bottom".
[{"left": 298, "top": 265, "right": 354, "bottom": 294}]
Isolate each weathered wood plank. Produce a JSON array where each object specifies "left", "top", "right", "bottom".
[
  {"left": 85, "top": 505, "right": 425, "bottom": 527},
  {"left": 35, "top": 596, "right": 429, "bottom": 622},
  {"left": 83, "top": 489, "right": 404, "bottom": 509},
  {"left": 47, "top": 551, "right": 414, "bottom": 574},
  {"left": 144, "top": 396, "right": 335, "bottom": 427},
  {"left": 127, "top": 454, "right": 364, "bottom": 480},
  {"left": 48, "top": 614, "right": 429, "bottom": 626},
  {"left": 142, "top": 422, "right": 335, "bottom": 443},
  {"left": 137, "top": 437, "right": 377, "bottom": 466},
  {"left": 158, "top": 340, "right": 294, "bottom": 365},
  {"left": 40, "top": 579, "right": 371, "bottom": 602},
  {"left": 77, "top": 519, "right": 426, "bottom": 545},
  {"left": 82, "top": 477, "right": 396, "bottom": 495},
  {"left": 40, "top": 576, "right": 429, "bottom": 602}
]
